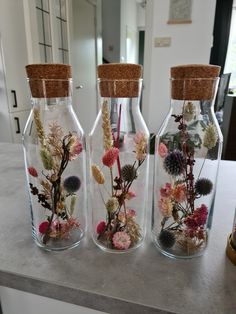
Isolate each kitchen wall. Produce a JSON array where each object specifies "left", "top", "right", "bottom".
[{"left": 142, "top": 0, "right": 217, "bottom": 133}]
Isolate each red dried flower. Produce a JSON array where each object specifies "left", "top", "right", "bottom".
[
  {"left": 96, "top": 221, "right": 106, "bottom": 234},
  {"left": 184, "top": 204, "right": 208, "bottom": 229},
  {"left": 102, "top": 147, "right": 119, "bottom": 168},
  {"left": 28, "top": 167, "right": 38, "bottom": 177},
  {"left": 39, "top": 221, "right": 49, "bottom": 234}
]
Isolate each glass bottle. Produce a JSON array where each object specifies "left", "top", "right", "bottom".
[
  {"left": 89, "top": 63, "right": 149, "bottom": 253},
  {"left": 152, "top": 64, "right": 223, "bottom": 258},
  {"left": 226, "top": 208, "right": 236, "bottom": 265},
  {"left": 23, "top": 64, "right": 87, "bottom": 251}
]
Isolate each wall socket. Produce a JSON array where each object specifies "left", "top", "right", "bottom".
[{"left": 154, "top": 37, "right": 171, "bottom": 47}]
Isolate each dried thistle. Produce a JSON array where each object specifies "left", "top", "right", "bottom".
[
  {"left": 106, "top": 197, "right": 119, "bottom": 212},
  {"left": 101, "top": 100, "right": 113, "bottom": 151},
  {"left": 33, "top": 108, "right": 45, "bottom": 146}
]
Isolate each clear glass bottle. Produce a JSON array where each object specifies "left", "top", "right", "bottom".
[
  {"left": 23, "top": 64, "right": 87, "bottom": 251},
  {"left": 89, "top": 63, "right": 149, "bottom": 253},
  {"left": 152, "top": 64, "right": 223, "bottom": 258},
  {"left": 226, "top": 208, "right": 236, "bottom": 265}
]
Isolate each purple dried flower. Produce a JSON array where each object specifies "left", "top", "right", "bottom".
[
  {"left": 63, "top": 176, "right": 81, "bottom": 193},
  {"left": 163, "top": 150, "right": 185, "bottom": 176}
]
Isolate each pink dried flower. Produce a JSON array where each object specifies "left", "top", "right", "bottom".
[
  {"left": 160, "top": 183, "right": 172, "bottom": 198},
  {"left": 173, "top": 184, "right": 186, "bottom": 203},
  {"left": 134, "top": 132, "right": 147, "bottom": 161},
  {"left": 158, "top": 197, "right": 173, "bottom": 217},
  {"left": 96, "top": 221, "right": 106, "bottom": 234},
  {"left": 39, "top": 221, "right": 49, "bottom": 234},
  {"left": 102, "top": 147, "right": 119, "bottom": 167},
  {"left": 127, "top": 209, "right": 136, "bottom": 217},
  {"left": 61, "top": 218, "right": 80, "bottom": 237},
  {"left": 69, "top": 136, "right": 83, "bottom": 160},
  {"left": 158, "top": 143, "right": 168, "bottom": 158},
  {"left": 126, "top": 190, "right": 136, "bottom": 200},
  {"left": 112, "top": 231, "right": 131, "bottom": 250},
  {"left": 28, "top": 167, "right": 38, "bottom": 177}
]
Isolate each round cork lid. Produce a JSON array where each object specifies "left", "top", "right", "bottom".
[
  {"left": 170, "top": 64, "right": 221, "bottom": 100},
  {"left": 97, "top": 63, "right": 142, "bottom": 97},
  {"left": 26, "top": 64, "right": 72, "bottom": 98},
  {"left": 97, "top": 63, "right": 142, "bottom": 80},
  {"left": 26, "top": 64, "right": 72, "bottom": 79},
  {"left": 171, "top": 64, "right": 220, "bottom": 79}
]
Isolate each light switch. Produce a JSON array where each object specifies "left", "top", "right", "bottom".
[{"left": 154, "top": 37, "right": 171, "bottom": 47}]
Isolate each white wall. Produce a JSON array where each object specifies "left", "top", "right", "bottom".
[
  {"left": 102, "top": 0, "right": 121, "bottom": 63},
  {"left": 142, "top": 0, "right": 217, "bottom": 133},
  {"left": 0, "top": 36, "right": 12, "bottom": 142},
  {"left": 137, "top": 4, "right": 145, "bottom": 29}
]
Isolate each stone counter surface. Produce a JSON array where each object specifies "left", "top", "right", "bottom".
[{"left": 0, "top": 144, "right": 235, "bottom": 314}]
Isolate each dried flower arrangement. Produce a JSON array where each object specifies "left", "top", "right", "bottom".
[
  {"left": 157, "top": 101, "right": 218, "bottom": 254},
  {"left": 91, "top": 100, "right": 148, "bottom": 251},
  {"left": 28, "top": 108, "right": 83, "bottom": 245}
]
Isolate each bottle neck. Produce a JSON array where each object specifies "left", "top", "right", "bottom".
[
  {"left": 170, "top": 99, "right": 215, "bottom": 117},
  {"left": 101, "top": 97, "right": 142, "bottom": 134},
  {"left": 31, "top": 96, "right": 72, "bottom": 108}
]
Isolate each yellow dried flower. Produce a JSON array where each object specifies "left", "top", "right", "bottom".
[
  {"left": 91, "top": 164, "right": 105, "bottom": 184},
  {"left": 106, "top": 197, "right": 119, "bottom": 212},
  {"left": 33, "top": 108, "right": 45, "bottom": 146},
  {"left": 203, "top": 123, "right": 218, "bottom": 150},
  {"left": 101, "top": 100, "right": 113, "bottom": 151},
  {"left": 40, "top": 148, "right": 54, "bottom": 170}
]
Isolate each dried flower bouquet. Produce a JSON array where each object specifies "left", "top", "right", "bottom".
[
  {"left": 157, "top": 101, "right": 218, "bottom": 254},
  {"left": 28, "top": 108, "right": 83, "bottom": 244},
  {"left": 91, "top": 100, "right": 148, "bottom": 251}
]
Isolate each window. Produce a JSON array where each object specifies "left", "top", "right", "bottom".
[
  {"left": 55, "top": 0, "right": 69, "bottom": 63},
  {"left": 36, "top": 0, "right": 53, "bottom": 62},
  {"left": 34, "top": 0, "right": 69, "bottom": 64}
]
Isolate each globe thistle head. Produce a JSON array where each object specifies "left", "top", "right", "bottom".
[
  {"left": 121, "top": 164, "right": 137, "bottom": 182},
  {"left": 63, "top": 176, "right": 81, "bottom": 193},
  {"left": 158, "top": 230, "right": 176, "bottom": 248},
  {"left": 195, "top": 178, "right": 213, "bottom": 195},
  {"left": 106, "top": 197, "right": 119, "bottom": 212},
  {"left": 163, "top": 150, "right": 185, "bottom": 176}
]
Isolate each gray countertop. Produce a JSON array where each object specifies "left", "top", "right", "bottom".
[{"left": 0, "top": 143, "right": 235, "bottom": 314}]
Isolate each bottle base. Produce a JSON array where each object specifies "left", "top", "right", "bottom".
[
  {"left": 32, "top": 228, "right": 85, "bottom": 252},
  {"left": 92, "top": 237, "right": 144, "bottom": 254},
  {"left": 152, "top": 233, "right": 207, "bottom": 259}
]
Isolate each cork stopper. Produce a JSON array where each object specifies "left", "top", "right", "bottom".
[
  {"left": 26, "top": 64, "right": 72, "bottom": 98},
  {"left": 97, "top": 63, "right": 142, "bottom": 97},
  {"left": 226, "top": 234, "right": 236, "bottom": 266},
  {"left": 171, "top": 64, "right": 221, "bottom": 100}
]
